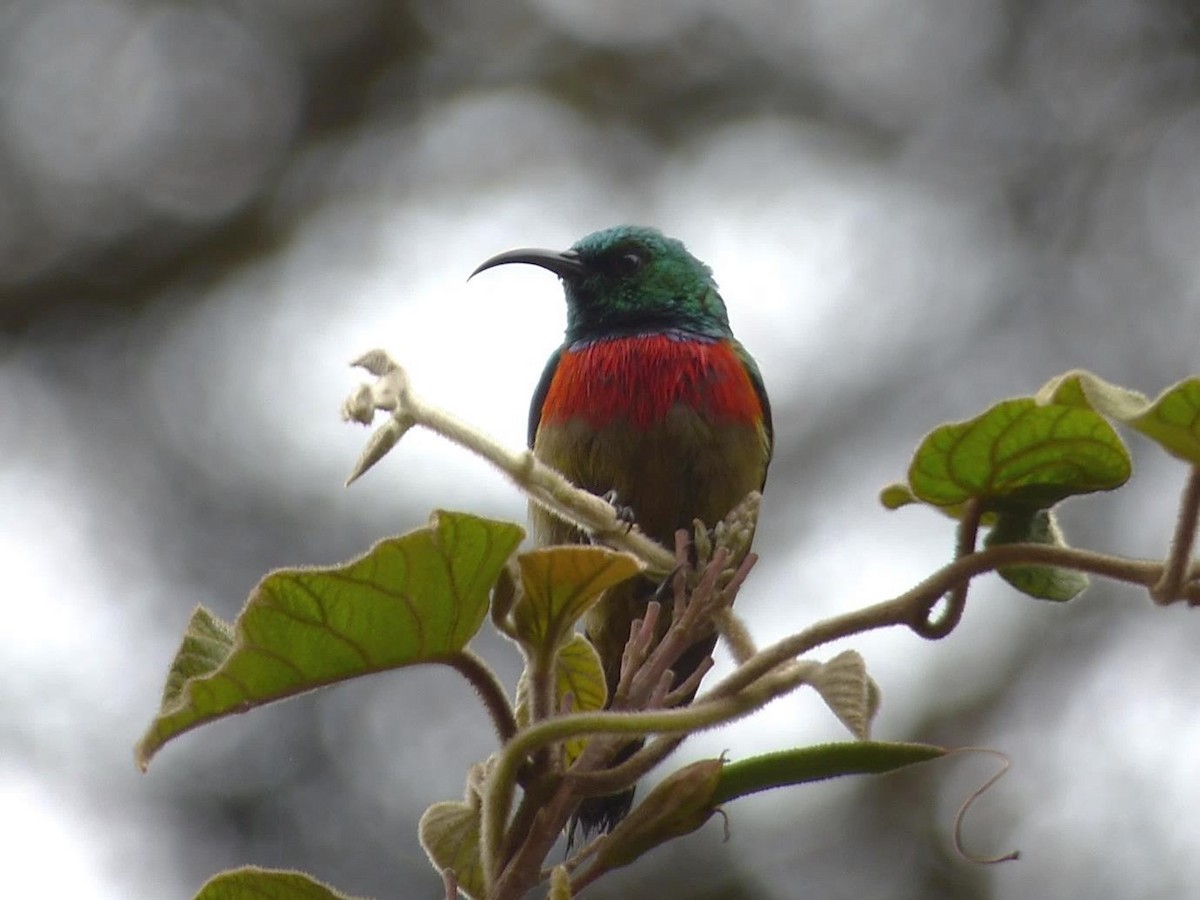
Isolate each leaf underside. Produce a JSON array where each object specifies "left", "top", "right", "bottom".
[{"left": 136, "top": 511, "right": 523, "bottom": 769}]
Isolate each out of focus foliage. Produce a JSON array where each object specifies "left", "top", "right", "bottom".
[{"left": 6, "top": 1, "right": 1200, "bottom": 899}]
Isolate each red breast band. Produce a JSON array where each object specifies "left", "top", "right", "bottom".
[{"left": 540, "top": 335, "right": 763, "bottom": 431}]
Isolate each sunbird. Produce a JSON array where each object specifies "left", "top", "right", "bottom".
[{"left": 473, "top": 225, "right": 772, "bottom": 834}]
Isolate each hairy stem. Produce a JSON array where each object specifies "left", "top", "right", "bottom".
[
  {"left": 345, "top": 353, "right": 1174, "bottom": 898},
  {"left": 441, "top": 651, "right": 518, "bottom": 743},
  {"left": 911, "top": 499, "right": 983, "bottom": 638},
  {"left": 711, "top": 540, "right": 1161, "bottom": 701},
  {"left": 480, "top": 665, "right": 813, "bottom": 892},
  {"left": 1152, "top": 464, "right": 1200, "bottom": 604},
  {"left": 564, "top": 733, "right": 688, "bottom": 796},
  {"left": 345, "top": 352, "right": 676, "bottom": 574}
]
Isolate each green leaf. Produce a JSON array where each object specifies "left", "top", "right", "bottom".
[
  {"left": 136, "top": 511, "right": 524, "bottom": 770},
  {"left": 879, "top": 482, "right": 918, "bottom": 510},
  {"left": 193, "top": 867, "right": 365, "bottom": 900},
  {"left": 984, "top": 508, "right": 1089, "bottom": 601},
  {"left": 879, "top": 482, "right": 1000, "bottom": 527},
  {"left": 1039, "top": 369, "right": 1200, "bottom": 465},
  {"left": 1132, "top": 380, "right": 1200, "bottom": 463},
  {"left": 512, "top": 634, "right": 607, "bottom": 762},
  {"left": 511, "top": 546, "right": 643, "bottom": 652},
  {"left": 1035, "top": 368, "right": 1150, "bottom": 419},
  {"left": 710, "top": 741, "right": 946, "bottom": 806},
  {"left": 419, "top": 801, "right": 485, "bottom": 900},
  {"left": 557, "top": 634, "right": 607, "bottom": 762},
  {"left": 906, "top": 398, "right": 1130, "bottom": 511},
  {"left": 159, "top": 606, "right": 235, "bottom": 708}
]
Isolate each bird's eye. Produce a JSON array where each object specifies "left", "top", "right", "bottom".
[{"left": 613, "top": 251, "right": 643, "bottom": 276}]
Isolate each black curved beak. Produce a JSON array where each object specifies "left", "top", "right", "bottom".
[{"left": 469, "top": 247, "right": 585, "bottom": 281}]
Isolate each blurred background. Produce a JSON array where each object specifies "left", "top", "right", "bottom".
[{"left": 4, "top": 0, "right": 1200, "bottom": 897}]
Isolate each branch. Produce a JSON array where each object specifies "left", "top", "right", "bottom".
[
  {"left": 710, "top": 540, "right": 1162, "bottom": 702},
  {"left": 483, "top": 534, "right": 1158, "bottom": 896},
  {"left": 483, "top": 541, "right": 765, "bottom": 893},
  {"left": 483, "top": 663, "right": 814, "bottom": 897},
  {"left": 342, "top": 351, "right": 676, "bottom": 574},
  {"left": 342, "top": 349, "right": 1177, "bottom": 898}
]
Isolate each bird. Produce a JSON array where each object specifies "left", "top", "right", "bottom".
[{"left": 471, "top": 225, "right": 772, "bottom": 836}]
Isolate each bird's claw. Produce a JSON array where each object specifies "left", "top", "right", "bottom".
[{"left": 601, "top": 489, "right": 637, "bottom": 534}]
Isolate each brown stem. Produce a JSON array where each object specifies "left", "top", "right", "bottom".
[
  {"left": 910, "top": 498, "right": 983, "bottom": 638},
  {"left": 441, "top": 651, "right": 517, "bottom": 742},
  {"left": 711, "top": 541, "right": 1161, "bottom": 701}
]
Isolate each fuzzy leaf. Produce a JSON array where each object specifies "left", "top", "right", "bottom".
[
  {"left": 512, "top": 546, "right": 643, "bottom": 652},
  {"left": 419, "top": 801, "right": 485, "bottom": 900},
  {"left": 1039, "top": 370, "right": 1200, "bottom": 465},
  {"left": 1035, "top": 369, "right": 1149, "bottom": 420},
  {"left": 159, "top": 607, "right": 234, "bottom": 709},
  {"left": 810, "top": 651, "right": 878, "bottom": 741},
  {"left": 557, "top": 634, "right": 607, "bottom": 761},
  {"left": 1127, "top": 379, "right": 1200, "bottom": 463},
  {"left": 710, "top": 741, "right": 946, "bottom": 805},
  {"left": 905, "top": 398, "right": 1130, "bottom": 511},
  {"left": 512, "top": 634, "right": 606, "bottom": 762},
  {"left": 590, "top": 759, "right": 725, "bottom": 873},
  {"left": 136, "top": 511, "right": 523, "bottom": 769},
  {"left": 193, "top": 867, "right": 365, "bottom": 900},
  {"left": 984, "top": 508, "right": 1089, "bottom": 601},
  {"left": 879, "top": 482, "right": 918, "bottom": 510},
  {"left": 879, "top": 482, "right": 1000, "bottom": 527}
]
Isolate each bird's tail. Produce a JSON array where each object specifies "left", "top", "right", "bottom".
[
  {"left": 567, "top": 741, "right": 642, "bottom": 845},
  {"left": 566, "top": 628, "right": 718, "bottom": 844}
]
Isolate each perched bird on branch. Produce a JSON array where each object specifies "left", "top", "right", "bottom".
[{"left": 473, "top": 225, "right": 772, "bottom": 835}]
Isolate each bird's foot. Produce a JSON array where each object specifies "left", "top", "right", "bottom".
[{"left": 600, "top": 489, "right": 637, "bottom": 535}]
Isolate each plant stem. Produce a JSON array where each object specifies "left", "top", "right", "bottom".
[
  {"left": 911, "top": 498, "right": 982, "bottom": 638},
  {"left": 1151, "top": 464, "right": 1200, "bottom": 604},
  {"left": 482, "top": 662, "right": 811, "bottom": 900},
  {"left": 346, "top": 352, "right": 677, "bottom": 574},
  {"left": 442, "top": 651, "right": 518, "bottom": 742},
  {"left": 480, "top": 666, "right": 813, "bottom": 893},
  {"left": 711, "top": 541, "right": 1161, "bottom": 701}
]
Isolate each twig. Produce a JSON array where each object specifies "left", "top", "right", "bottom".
[
  {"left": 343, "top": 351, "right": 676, "bottom": 574},
  {"left": 711, "top": 540, "right": 1162, "bottom": 705},
  {"left": 484, "top": 664, "right": 814, "bottom": 898},
  {"left": 910, "top": 498, "right": 983, "bottom": 638},
  {"left": 343, "top": 350, "right": 1174, "bottom": 899}
]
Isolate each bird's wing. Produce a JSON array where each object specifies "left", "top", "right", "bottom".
[
  {"left": 732, "top": 338, "right": 773, "bottom": 476},
  {"left": 528, "top": 345, "right": 565, "bottom": 448}
]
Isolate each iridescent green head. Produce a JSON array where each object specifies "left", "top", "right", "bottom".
[{"left": 472, "top": 225, "right": 731, "bottom": 343}]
